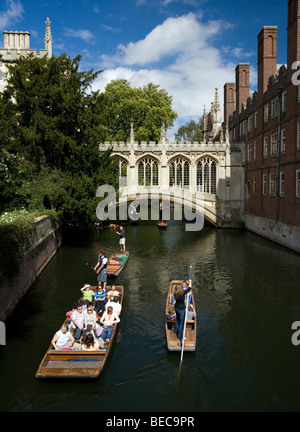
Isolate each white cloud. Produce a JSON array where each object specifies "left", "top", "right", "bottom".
[
  {"left": 0, "top": 0, "right": 24, "bottom": 30},
  {"left": 64, "top": 28, "right": 95, "bottom": 43},
  {"left": 92, "top": 12, "right": 250, "bottom": 140}
]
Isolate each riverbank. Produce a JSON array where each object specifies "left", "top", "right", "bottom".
[{"left": 0, "top": 215, "right": 63, "bottom": 322}]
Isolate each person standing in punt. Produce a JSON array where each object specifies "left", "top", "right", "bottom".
[
  {"left": 94, "top": 249, "right": 108, "bottom": 291},
  {"left": 173, "top": 280, "right": 192, "bottom": 344},
  {"left": 116, "top": 226, "right": 126, "bottom": 252}
]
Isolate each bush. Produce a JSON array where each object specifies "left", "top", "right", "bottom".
[{"left": 0, "top": 209, "right": 58, "bottom": 278}]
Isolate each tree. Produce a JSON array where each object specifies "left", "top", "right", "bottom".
[
  {"left": 175, "top": 118, "right": 204, "bottom": 142},
  {"left": 97, "top": 79, "right": 177, "bottom": 142},
  {"left": 0, "top": 54, "right": 119, "bottom": 228}
]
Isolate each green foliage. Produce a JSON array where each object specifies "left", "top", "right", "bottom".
[
  {"left": 0, "top": 54, "right": 176, "bottom": 231},
  {"left": 0, "top": 210, "right": 58, "bottom": 277},
  {"left": 175, "top": 118, "right": 204, "bottom": 142},
  {"left": 98, "top": 79, "right": 177, "bottom": 142}
]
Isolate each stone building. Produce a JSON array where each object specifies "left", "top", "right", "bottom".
[
  {"left": 0, "top": 18, "right": 53, "bottom": 92},
  {"left": 223, "top": 0, "right": 300, "bottom": 253}
]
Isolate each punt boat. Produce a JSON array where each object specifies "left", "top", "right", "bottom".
[
  {"left": 35, "top": 285, "right": 124, "bottom": 379},
  {"left": 107, "top": 251, "right": 129, "bottom": 277},
  {"left": 165, "top": 280, "right": 196, "bottom": 352}
]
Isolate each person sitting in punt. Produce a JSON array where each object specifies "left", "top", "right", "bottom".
[
  {"left": 187, "top": 304, "right": 196, "bottom": 320},
  {"left": 173, "top": 280, "right": 192, "bottom": 344},
  {"left": 51, "top": 323, "right": 75, "bottom": 350},
  {"left": 105, "top": 295, "right": 122, "bottom": 316},
  {"left": 99, "top": 306, "right": 120, "bottom": 343},
  {"left": 80, "top": 284, "right": 94, "bottom": 303},
  {"left": 84, "top": 305, "right": 98, "bottom": 332},
  {"left": 93, "top": 286, "right": 106, "bottom": 316},
  {"left": 166, "top": 303, "right": 176, "bottom": 320},
  {"left": 107, "top": 285, "right": 120, "bottom": 302},
  {"left": 81, "top": 333, "right": 104, "bottom": 351},
  {"left": 71, "top": 302, "right": 85, "bottom": 341},
  {"left": 182, "top": 280, "right": 193, "bottom": 304}
]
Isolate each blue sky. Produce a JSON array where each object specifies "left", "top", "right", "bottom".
[{"left": 0, "top": 0, "right": 287, "bottom": 140}]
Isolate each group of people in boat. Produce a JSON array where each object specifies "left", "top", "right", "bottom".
[
  {"left": 51, "top": 284, "right": 122, "bottom": 351},
  {"left": 167, "top": 279, "right": 196, "bottom": 345}
]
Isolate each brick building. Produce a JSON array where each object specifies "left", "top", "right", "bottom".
[{"left": 223, "top": 0, "right": 300, "bottom": 252}]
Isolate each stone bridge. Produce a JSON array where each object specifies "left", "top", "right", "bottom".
[{"left": 99, "top": 124, "right": 245, "bottom": 228}]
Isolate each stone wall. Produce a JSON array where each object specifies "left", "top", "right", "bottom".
[
  {"left": 0, "top": 215, "right": 63, "bottom": 321},
  {"left": 245, "top": 213, "right": 300, "bottom": 254}
]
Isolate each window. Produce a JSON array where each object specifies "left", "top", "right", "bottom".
[
  {"left": 254, "top": 141, "right": 257, "bottom": 161},
  {"left": 197, "top": 157, "right": 217, "bottom": 194},
  {"left": 264, "top": 104, "right": 269, "bottom": 122},
  {"left": 297, "top": 122, "right": 300, "bottom": 149},
  {"left": 281, "top": 129, "right": 286, "bottom": 153},
  {"left": 297, "top": 170, "right": 300, "bottom": 196},
  {"left": 240, "top": 123, "right": 243, "bottom": 137},
  {"left": 248, "top": 143, "right": 253, "bottom": 162},
  {"left": 271, "top": 133, "right": 277, "bottom": 156},
  {"left": 248, "top": 115, "right": 253, "bottom": 132},
  {"left": 119, "top": 159, "right": 128, "bottom": 187},
  {"left": 264, "top": 137, "right": 268, "bottom": 158},
  {"left": 138, "top": 157, "right": 159, "bottom": 187},
  {"left": 254, "top": 111, "right": 258, "bottom": 129},
  {"left": 263, "top": 174, "right": 267, "bottom": 195},
  {"left": 271, "top": 98, "right": 278, "bottom": 118},
  {"left": 280, "top": 172, "right": 284, "bottom": 196},
  {"left": 270, "top": 173, "right": 277, "bottom": 196},
  {"left": 253, "top": 176, "right": 256, "bottom": 195},
  {"left": 169, "top": 157, "right": 190, "bottom": 189},
  {"left": 282, "top": 91, "right": 287, "bottom": 112}
]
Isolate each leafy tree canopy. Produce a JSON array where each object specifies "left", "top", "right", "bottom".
[
  {"left": 175, "top": 118, "right": 204, "bottom": 142},
  {"left": 97, "top": 79, "right": 177, "bottom": 142}
]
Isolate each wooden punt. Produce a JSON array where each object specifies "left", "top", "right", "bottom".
[
  {"left": 35, "top": 285, "right": 124, "bottom": 379},
  {"left": 157, "top": 222, "right": 167, "bottom": 228},
  {"left": 107, "top": 251, "right": 129, "bottom": 277},
  {"left": 165, "top": 280, "right": 196, "bottom": 352}
]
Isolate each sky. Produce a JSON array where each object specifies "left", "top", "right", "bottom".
[{"left": 0, "top": 0, "right": 287, "bottom": 141}]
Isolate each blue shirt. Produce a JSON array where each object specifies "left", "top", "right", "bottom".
[{"left": 94, "top": 290, "right": 106, "bottom": 300}]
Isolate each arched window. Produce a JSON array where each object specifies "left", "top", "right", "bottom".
[
  {"left": 197, "top": 157, "right": 217, "bottom": 194},
  {"left": 138, "top": 158, "right": 159, "bottom": 186},
  {"left": 169, "top": 157, "right": 190, "bottom": 189},
  {"left": 119, "top": 159, "right": 128, "bottom": 187}
]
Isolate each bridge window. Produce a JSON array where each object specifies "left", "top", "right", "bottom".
[
  {"left": 169, "top": 158, "right": 190, "bottom": 189},
  {"left": 138, "top": 158, "right": 159, "bottom": 186},
  {"left": 197, "top": 158, "right": 217, "bottom": 194},
  {"left": 119, "top": 159, "right": 128, "bottom": 187}
]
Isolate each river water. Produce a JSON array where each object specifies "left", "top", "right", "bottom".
[{"left": 1, "top": 221, "right": 300, "bottom": 412}]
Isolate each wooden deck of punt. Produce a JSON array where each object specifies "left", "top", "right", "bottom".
[
  {"left": 35, "top": 286, "right": 124, "bottom": 379},
  {"left": 165, "top": 280, "right": 196, "bottom": 352},
  {"left": 107, "top": 251, "right": 129, "bottom": 277}
]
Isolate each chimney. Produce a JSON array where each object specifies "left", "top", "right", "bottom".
[
  {"left": 224, "top": 82, "right": 235, "bottom": 125},
  {"left": 257, "top": 26, "right": 277, "bottom": 102},
  {"left": 235, "top": 63, "right": 249, "bottom": 114},
  {"left": 287, "top": 0, "right": 300, "bottom": 81}
]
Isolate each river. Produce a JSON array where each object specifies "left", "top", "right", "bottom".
[{"left": 1, "top": 220, "right": 300, "bottom": 412}]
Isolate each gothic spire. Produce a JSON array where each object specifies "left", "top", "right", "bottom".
[{"left": 44, "top": 17, "right": 53, "bottom": 59}]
